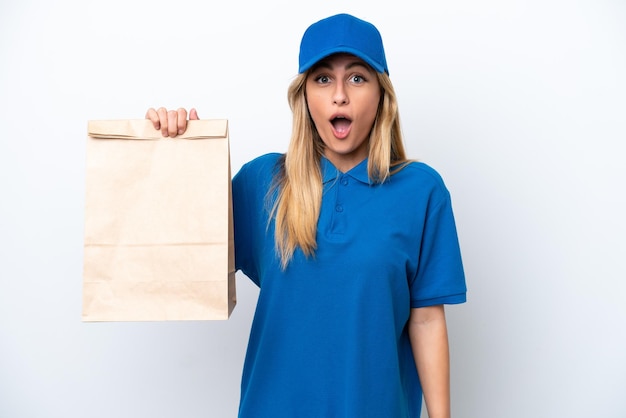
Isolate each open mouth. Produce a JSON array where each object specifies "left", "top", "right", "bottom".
[{"left": 331, "top": 116, "right": 352, "bottom": 135}]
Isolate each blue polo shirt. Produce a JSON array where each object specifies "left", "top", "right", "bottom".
[{"left": 232, "top": 153, "right": 466, "bottom": 418}]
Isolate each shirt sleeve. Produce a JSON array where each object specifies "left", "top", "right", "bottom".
[
  {"left": 232, "top": 161, "right": 260, "bottom": 286},
  {"left": 410, "top": 185, "right": 467, "bottom": 308},
  {"left": 231, "top": 153, "right": 283, "bottom": 287}
]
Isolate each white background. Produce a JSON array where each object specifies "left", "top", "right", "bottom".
[{"left": 1, "top": 0, "right": 625, "bottom": 417}]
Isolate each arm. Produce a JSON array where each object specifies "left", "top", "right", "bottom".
[{"left": 408, "top": 305, "right": 451, "bottom": 418}]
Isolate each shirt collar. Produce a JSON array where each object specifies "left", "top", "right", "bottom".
[{"left": 321, "top": 156, "right": 371, "bottom": 185}]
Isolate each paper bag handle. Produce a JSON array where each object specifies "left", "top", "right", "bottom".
[{"left": 88, "top": 119, "right": 228, "bottom": 140}]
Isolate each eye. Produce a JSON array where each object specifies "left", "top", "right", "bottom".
[
  {"left": 315, "top": 74, "right": 331, "bottom": 84},
  {"left": 349, "top": 74, "right": 365, "bottom": 84}
]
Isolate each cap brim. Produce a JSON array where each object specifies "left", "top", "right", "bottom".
[{"left": 298, "top": 47, "right": 386, "bottom": 74}]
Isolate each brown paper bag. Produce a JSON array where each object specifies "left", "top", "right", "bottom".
[{"left": 82, "top": 119, "right": 236, "bottom": 321}]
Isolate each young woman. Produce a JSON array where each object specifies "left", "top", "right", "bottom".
[{"left": 146, "top": 13, "right": 467, "bottom": 418}]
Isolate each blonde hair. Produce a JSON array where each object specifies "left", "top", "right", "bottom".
[{"left": 270, "top": 70, "right": 408, "bottom": 269}]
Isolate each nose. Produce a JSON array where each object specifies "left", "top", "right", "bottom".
[{"left": 332, "top": 82, "right": 348, "bottom": 105}]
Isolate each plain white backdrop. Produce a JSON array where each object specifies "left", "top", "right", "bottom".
[{"left": 1, "top": 0, "right": 625, "bottom": 417}]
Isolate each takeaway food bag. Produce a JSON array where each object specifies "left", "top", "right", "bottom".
[{"left": 82, "top": 119, "right": 236, "bottom": 321}]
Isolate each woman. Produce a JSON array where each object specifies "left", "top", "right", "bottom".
[{"left": 147, "top": 13, "right": 466, "bottom": 418}]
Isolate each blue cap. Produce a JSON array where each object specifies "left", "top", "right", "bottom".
[{"left": 298, "top": 13, "right": 389, "bottom": 75}]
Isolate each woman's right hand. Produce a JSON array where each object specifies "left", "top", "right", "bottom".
[{"left": 145, "top": 107, "right": 199, "bottom": 137}]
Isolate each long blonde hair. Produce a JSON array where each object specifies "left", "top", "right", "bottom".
[{"left": 270, "top": 70, "right": 408, "bottom": 269}]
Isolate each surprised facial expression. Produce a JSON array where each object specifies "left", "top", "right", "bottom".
[{"left": 305, "top": 53, "right": 381, "bottom": 173}]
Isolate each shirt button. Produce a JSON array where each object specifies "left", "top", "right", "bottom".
[
  {"left": 335, "top": 205, "right": 343, "bottom": 212},
  {"left": 341, "top": 177, "right": 349, "bottom": 186}
]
